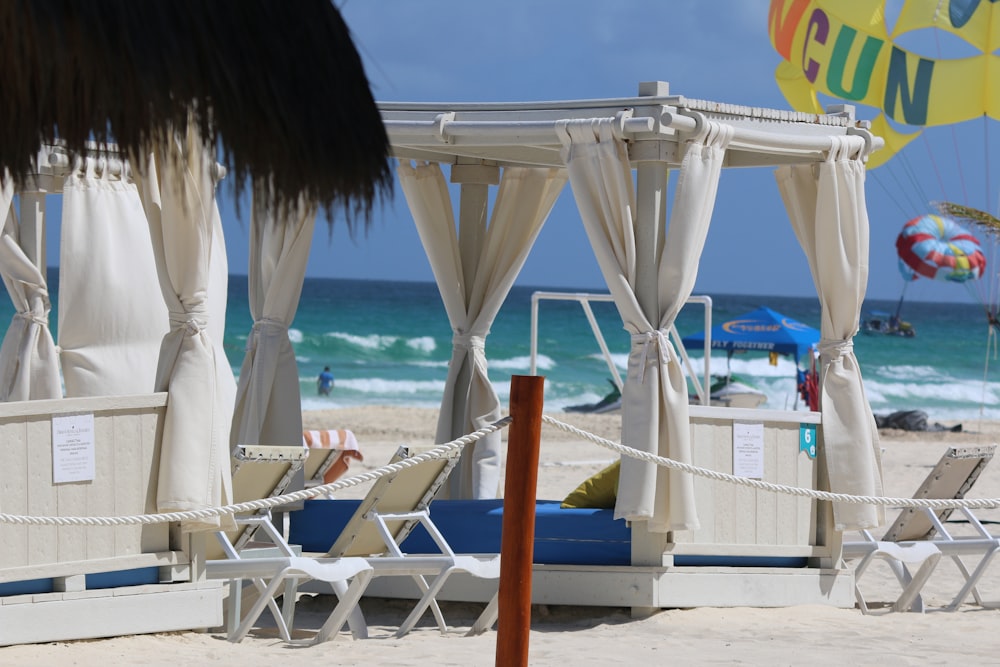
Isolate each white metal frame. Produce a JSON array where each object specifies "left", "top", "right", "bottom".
[{"left": 529, "top": 291, "right": 714, "bottom": 404}]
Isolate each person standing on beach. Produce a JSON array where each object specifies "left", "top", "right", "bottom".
[{"left": 317, "top": 366, "right": 335, "bottom": 396}]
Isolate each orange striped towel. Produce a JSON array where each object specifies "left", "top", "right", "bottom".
[
  {"left": 302, "top": 429, "right": 360, "bottom": 452},
  {"left": 303, "top": 429, "right": 363, "bottom": 489}
]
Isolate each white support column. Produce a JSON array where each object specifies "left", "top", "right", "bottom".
[
  {"left": 628, "top": 83, "right": 672, "bottom": 617},
  {"left": 451, "top": 157, "right": 499, "bottom": 302},
  {"left": 18, "top": 192, "right": 47, "bottom": 274},
  {"left": 446, "top": 159, "right": 500, "bottom": 436}
]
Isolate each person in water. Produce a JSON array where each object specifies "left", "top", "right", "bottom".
[{"left": 317, "top": 366, "right": 334, "bottom": 396}]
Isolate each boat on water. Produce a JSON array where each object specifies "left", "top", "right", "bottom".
[
  {"left": 705, "top": 374, "right": 767, "bottom": 409},
  {"left": 860, "top": 310, "right": 916, "bottom": 337},
  {"left": 564, "top": 379, "right": 622, "bottom": 414}
]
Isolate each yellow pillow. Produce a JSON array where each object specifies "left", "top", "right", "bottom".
[{"left": 560, "top": 460, "right": 620, "bottom": 509}]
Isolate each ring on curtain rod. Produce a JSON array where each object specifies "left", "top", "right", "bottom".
[
  {"left": 676, "top": 109, "right": 707, "bottom": 141},
  {"left": 674, "top": 111, "right": 735, "bottom": 147},
  {"left": 828, "top": 134, "right": 871, "bottom": 162},
  {"left": 845, "top": 127, "right": 874, "bottom": 161},
  {"left": 433, "top": 112, "right": 457, "bottom": 144}
]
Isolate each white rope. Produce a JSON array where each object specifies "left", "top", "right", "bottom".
[
  {"left": 541, "top": 415, "right": 1000, "bottom": 511},
  {"left": 0, "top": 418, "right": 511, "bottom": 527},
  {"left": 7, "top": 410, "right": 998, "bottom": 527}
]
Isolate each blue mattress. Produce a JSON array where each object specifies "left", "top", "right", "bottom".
[
  {"left": 289, "top": 499, "right": 631, "bottom": 565},
  {"left": 287, "top": 499, "right": 807, "bottom": 567},
  {"left": 0, "top": 566, "right": 160, "bottom": 597}
]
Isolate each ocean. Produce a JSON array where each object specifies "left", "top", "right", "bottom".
[
  {"left": 19, "top": 274, "right": 1000, "bottom": 424},
  {"left": 249, "top": 277, "right": 999, "bottom": 424}
]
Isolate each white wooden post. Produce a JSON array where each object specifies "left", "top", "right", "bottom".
[{"left": 628, "top": 83, "right": 671, "bottom": 609}]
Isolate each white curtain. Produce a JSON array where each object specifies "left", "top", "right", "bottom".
[
  {"left": 59, "top": 159, "right": 168, "bottom": 396},
  {"left": 776, "top": 137, "right": 884, "bottom": 531},
  {"left": 134, "top": 129, "right": 237, "bottom": 531},
  {"left": 230, "top": 193, "right": 315, "bottom": 449},
  {"left": 398, "top": 161, "right": 565, "bottom": 498},
  {"left": 0, "top": 181, "right": 61, "bottom": 400},
  {"left": 557, "top": 118, "right": 732, "bottom": 532}
]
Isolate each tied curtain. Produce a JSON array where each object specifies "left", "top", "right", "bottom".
[
  {"left": 134, "top": 128, "right": 237, "bottom": 531},
  {"left": 0, "top": 180, "right": 60, "bottom": 400},
  {"left": 230, "top": 193, "right": 315, "bottom": 450},
  {"left": 776, "top": 137, "right": 884, "bottom": 531},
  {"left": 59, "top": 158, "right": 168, "bottom": 396},
  {"left": 556, "top": 118, "right": 733, "bottom": 532},
  {"left": 398, "top": 161, "right": 565, "bottom": 499}
]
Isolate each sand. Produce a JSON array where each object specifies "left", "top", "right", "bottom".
[{"left": 3, "top": 408, "right": 999, "bottom": 666}]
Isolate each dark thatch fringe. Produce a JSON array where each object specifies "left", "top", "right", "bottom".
[{"left": 0, "top": 0, "right": 392, "bottom": 227}]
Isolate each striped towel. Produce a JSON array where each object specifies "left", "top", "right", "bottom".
[
  {"left": 302, "top": 428, "right": 360, "bottom": 452},
  {"left": 303, "top": 429, "right": 364, "bottom": 493}
]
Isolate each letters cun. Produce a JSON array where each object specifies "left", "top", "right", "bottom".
[{"left": 769, "top": 0, "right": 934, "bottom": 125}]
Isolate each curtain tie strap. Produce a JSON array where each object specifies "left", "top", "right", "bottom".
[
  {"left": 15, "top": 310, "right": 48, "bottom": 327},
  {"left": 247, "top": 318, "right": 288, "bottom": 351},
  {"left": 251, "top": 317, "right": 287, "bottom": 335},
  {"left": 818, "top": 337, "right": 853, "bottom": 361},
  {"left": 452, "top": 333, "right": 486, "bottom": 352},
  {"left": 632, "top": 329, "right": 673, "bottom": 383},
  {"left": 170, "top": 312, "right": 207, "bottom": 336}
]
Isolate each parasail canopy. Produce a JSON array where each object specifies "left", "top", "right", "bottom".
[
  {"left": 896, "top": 213, "right": 986, "bottom": 283},
  {"left": 768, "top": 0, "right": 1000, "bottom": 167}
]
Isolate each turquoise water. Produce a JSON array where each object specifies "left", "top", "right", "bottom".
[
  {"left": 256, "top": 277, "right": 998, "bottom": 423},
  {"left": 19, "top": 273, "right": 1000, "bottom": 422}
]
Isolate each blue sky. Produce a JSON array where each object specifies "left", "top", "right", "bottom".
[{"left": 213, "top": 0, "right": 996, "bottom": 305}]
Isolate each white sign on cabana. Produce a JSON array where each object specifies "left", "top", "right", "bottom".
[
  {"left": 52, "top": 413, "right": 95, "bottom": 484},
  {"left": 733, "top": 422, "right": 764, "bottom": 479}
]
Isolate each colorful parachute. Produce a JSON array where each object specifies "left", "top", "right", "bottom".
[
  {"left": 767, "top": 0, "right": 1000, "bottom": 168},
  {"left": 896, "top": 214, "right": 986, "bottom": 283}
]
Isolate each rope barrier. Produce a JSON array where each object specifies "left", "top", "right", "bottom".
[
  {"left": 0, "top": 418, "right": 511, "bottom": 527},
  {"left": 541, "top": 415, "right": 1000, "bottom": 511}
]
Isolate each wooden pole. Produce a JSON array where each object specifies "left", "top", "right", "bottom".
[{"left": 495, "top": 374, "right": 544, "bottom": 667}]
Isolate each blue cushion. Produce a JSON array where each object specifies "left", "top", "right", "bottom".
[
  {"left": 287, "top": 499, "right": 806, "bottom": 568},
  {"left": 288, "top": 499, "right": 631, "bottom": 566}
]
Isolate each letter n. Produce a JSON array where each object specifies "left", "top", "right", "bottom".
[{"left": 883, "top": 46, "right": 933, "bottom": 125}]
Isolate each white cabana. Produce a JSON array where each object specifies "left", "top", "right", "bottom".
[{"left": 381, "top": 81, "right": 884, "bottom": 545}]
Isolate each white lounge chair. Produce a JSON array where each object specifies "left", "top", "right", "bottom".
[
  {"left": 320, "top": 446, "right": 501, "bottom": 638},
  {"left": 206, "top": 444, "right": 374, "bottom": 644},
  {"left": 881, "top": 444, "right": 998, "bottom": 610},
  {"left": 844, "top": 445, "right": 997, "bottom": 612},
  {"left": 843, "top": 532, "right": 942, "bottom": 613},
  {"left": 211, "top": 446, "right": 500, "bottom": 643}
]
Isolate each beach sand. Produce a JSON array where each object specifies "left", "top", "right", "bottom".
[{"left": 3, "top": 408, "right": 999, "bottom": 666}]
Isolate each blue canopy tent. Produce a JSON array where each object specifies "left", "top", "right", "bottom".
[
  {"left": 681, "top": 306, "right": 819, "bottom": 361},
  {"left": 681, "top": 306, "right": 820, "bottom": 409}
]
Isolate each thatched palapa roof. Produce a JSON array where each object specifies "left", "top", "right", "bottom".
[{"left": 0, "top": 0, "right": 392, "bottom": 224}]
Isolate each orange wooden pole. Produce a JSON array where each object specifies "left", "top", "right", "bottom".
[{"left": 495, "top": 374, "right": 544, "bottom": 667}]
